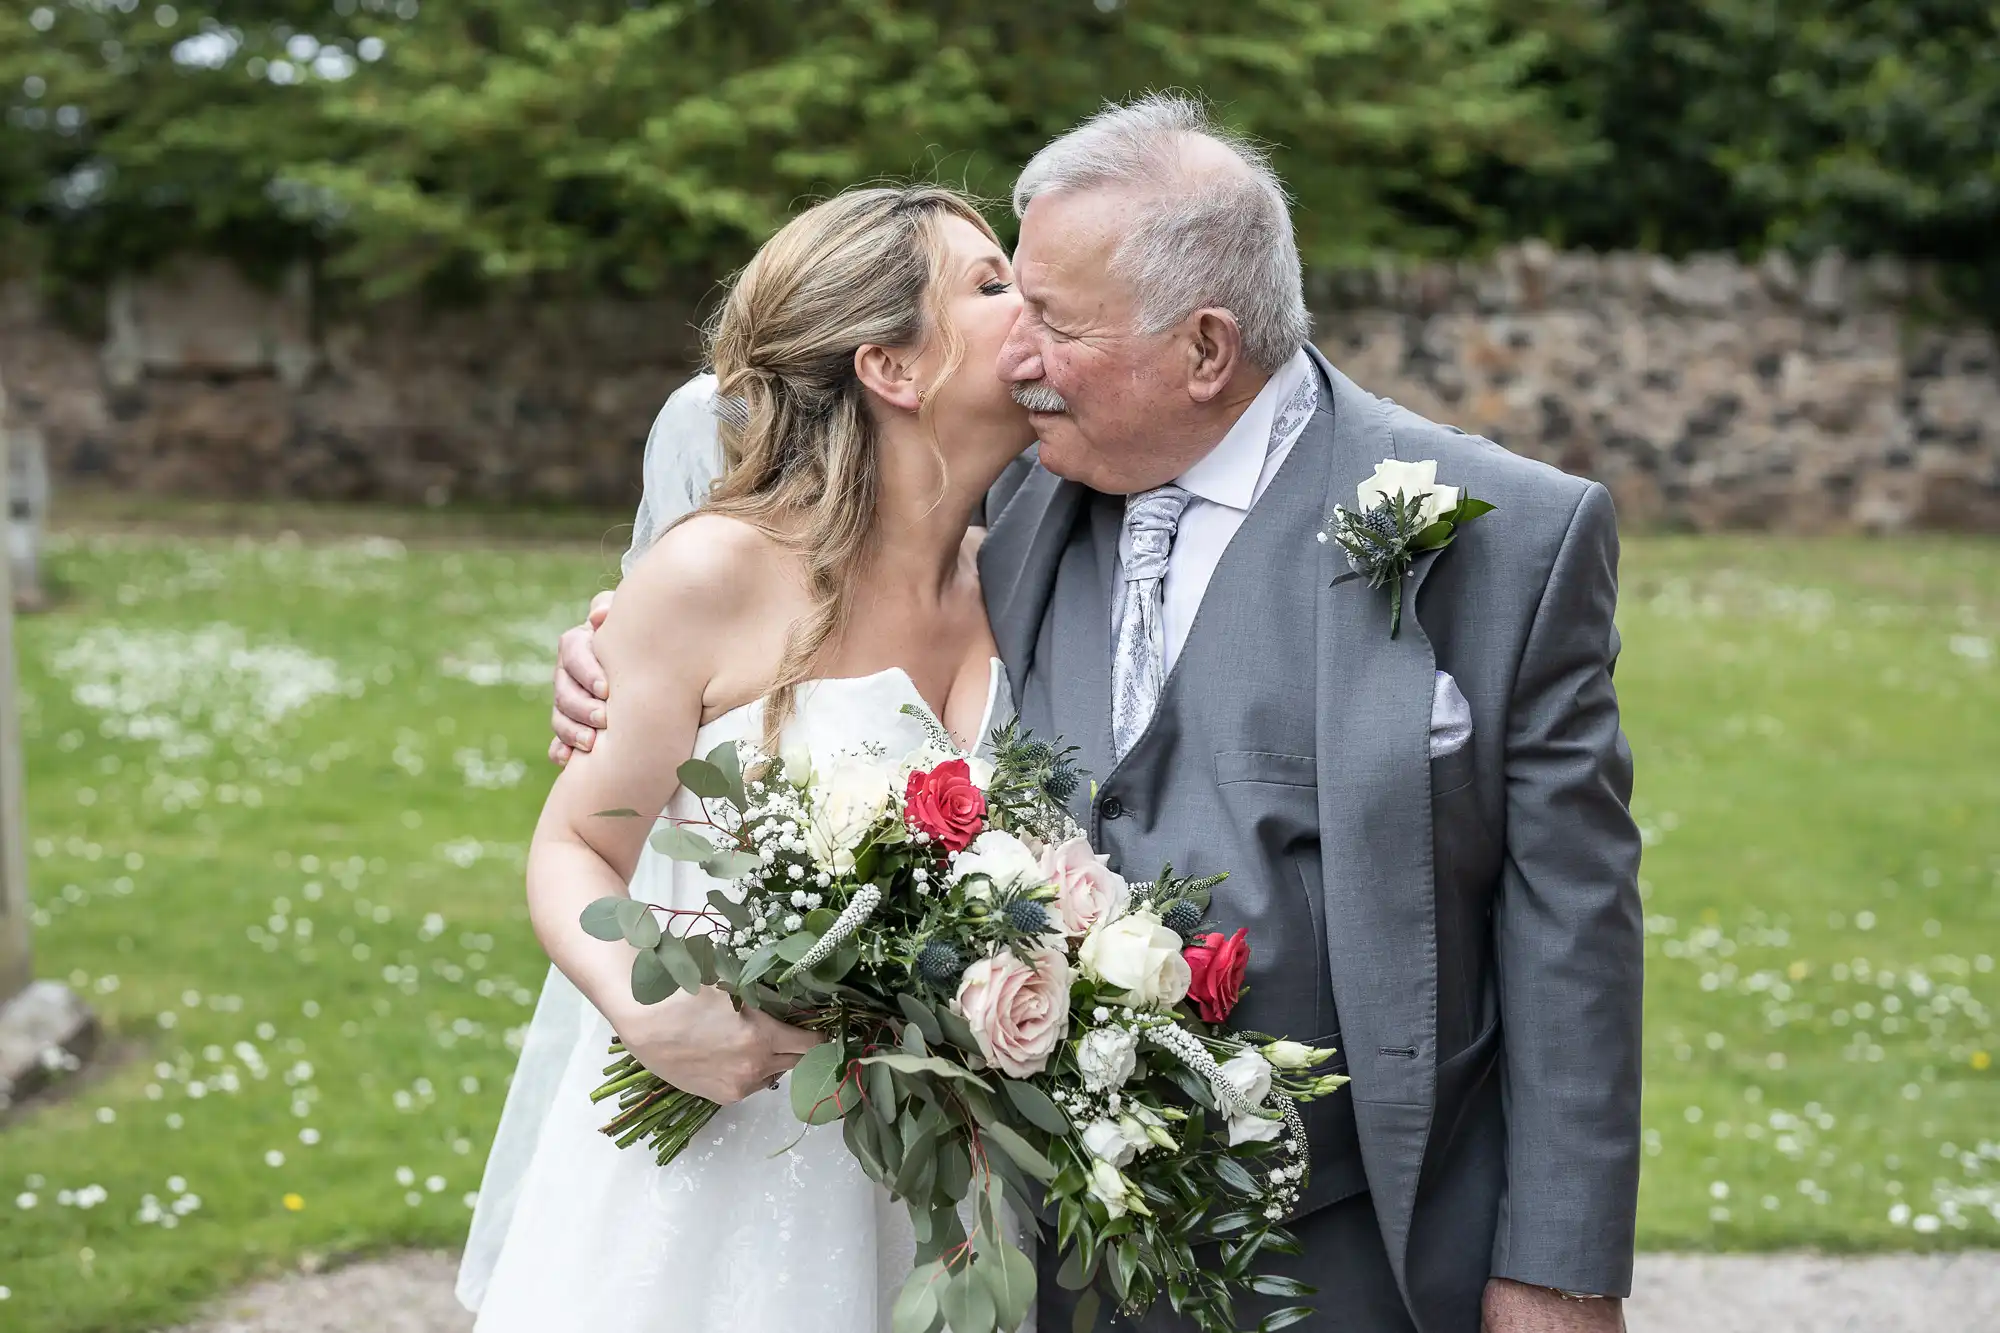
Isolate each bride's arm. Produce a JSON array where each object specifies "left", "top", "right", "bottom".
[{"left": 527, "top": 521, "right": 815, "bottom": 1103}]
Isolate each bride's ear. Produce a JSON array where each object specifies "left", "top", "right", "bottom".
[{"left": 853, "top": 343, "right": 923, "bottom": 414}]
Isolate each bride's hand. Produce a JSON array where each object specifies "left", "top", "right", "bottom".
[
  {"left": 611, "top": 984, "right": 821, "bottom": 1105},
  {"left": 550, "top": 590, "right": 615, "bottom": 766}
]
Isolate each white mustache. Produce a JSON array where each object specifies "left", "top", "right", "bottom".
[{"left": 1010, "top": 382, "right": 1069, "bottom": 413}]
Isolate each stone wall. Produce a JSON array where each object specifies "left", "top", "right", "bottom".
[
  {"left": 3, "top": 247, "right": 1997, "bottom": 531},
  {"left": 1308, "top": 244, "right": 1999, "bottom": 531}
]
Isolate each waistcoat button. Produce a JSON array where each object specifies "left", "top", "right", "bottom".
[{"left": 1100, "top": 797, "right": 1124, "bottom": 821}]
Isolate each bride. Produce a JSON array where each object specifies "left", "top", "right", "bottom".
[{"left": 456, "top": 185, "right": 1038, "bottom": 1331}]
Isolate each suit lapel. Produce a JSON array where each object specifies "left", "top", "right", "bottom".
[
  {"left": 979, "top": 463, "right": 1084, "bottom": 706},
  {"left": 1308, "top": 346, "right": 1441, "bottom": 1298}
]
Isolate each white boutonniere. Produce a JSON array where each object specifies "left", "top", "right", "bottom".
[{"left": 1318, "top": 459, "right": 1494, "bottom": 637}]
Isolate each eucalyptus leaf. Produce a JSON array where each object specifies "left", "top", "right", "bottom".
[
  {"left": 893, "top": 1124, "right": 938, "bottom": 1201},
  {"left": 776, "top": 931, "right": 821, "bottom": 963},
  {"left": 896, "top": 1264, "right": 948, "bottom": 1333},
  {"left": 737, "top": 942, "right": 780, "bottom": 987},
  {"left": 934, "top": 1135, "right": 972, "bottom": 1201},
  {"left": 654, "top": 934, "right": 703, "bottom": 993},
  {"left": 680, "top": 932, "right": 717, "bottom": 984},
  {"left": 860, "top": 1053, "right": 991, "bottom": 1087},
  {"left": 865, "top": 1058, "right": 897, "bottom": 1118},
  {"left": 706, "top": 889, "right": 751, "bottom": 928},
  {"left": 980, "top": 1121, "right": 1058, "bottom": 1183},
  {"left": 675, "top": 757, "right": 734, "bottom": 801},
  {"left": 939, "top": 1260, "right": 998, "bottom": 1333},
  {"left": 979, "top": 1239, "right": 1037, "bottom": 1331},
  {"left": 650, "top": 825, "right": 720, "bottom": 862},
  {"left": 592, "top": 808, "right": 644, "bottom": 818},
  {"left": 620, "top": 905, "right": 663, "bottom": 950},
  {"left": 629, "top": 947, "right": 678, "bottom": 1005},
  {"left": 935, "top": 1006, "right": 982, "bottom": 1054},
  {"left": 844, "top": 1103, "right": 890, "bottom": 1181},
  {"left": 701, "top": 850, "right": 761, "bottom": 880},
  {"left": 999, "top": 1078, "right": 1071, "bottom": 1137},
  {"left": 579, "top": 897, "right": 627, "bottom": 942},
  {"left": 899, "top": 1018, "right": 931, "bottom": 1058},
  {"left": 1070, "top": 1289, "right": 1100, "bottom": 1333},
  {"left": 892, "top": 1261, "right": 945, "bottom": 1333},
  {"left": 898, "top": 993, "right": 944, "bottom": 1045},
  {"left": 788, "top": 1041, "right": 853, "bottom": 1126},
  {"left": 703, "top": 740, "right": 746, "bottom": 805}
]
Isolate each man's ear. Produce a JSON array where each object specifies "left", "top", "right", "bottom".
[
  {"left": 854, "top": 343, "right": 922, "bottom": 414},
  {"left": 1185, "top": 308, "right": 1245, "bottom": 404}
]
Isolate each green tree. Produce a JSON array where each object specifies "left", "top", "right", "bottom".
[
  {"left": 3, "top": 1, "right": 1578, "bottom": 299},
  {"left": 1490, "top": 1, "right": 2000, "bottom": 311}
]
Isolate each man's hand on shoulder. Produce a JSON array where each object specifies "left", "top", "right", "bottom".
[{"left": 1483, "top": 1279, "right": 1624, "bottom": 1333}]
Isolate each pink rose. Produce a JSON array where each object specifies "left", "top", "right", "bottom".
[
  {"left": 953, "top": 946, "right": 1072, "bottom": 1078},
  {"left": 1040, "top": 836, "right": 1130, "bottom": 937}
]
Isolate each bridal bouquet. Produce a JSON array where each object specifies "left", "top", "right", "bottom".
[{"left": 582, "top": 711, "right": 1347, "bottom": 1333}]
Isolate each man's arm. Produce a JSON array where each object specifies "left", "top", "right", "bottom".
[{"left": 1488, "top": 481, "right": 1645, "bottom": 1301}]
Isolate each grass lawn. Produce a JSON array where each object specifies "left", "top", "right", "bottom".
[{"left": 0, "top": 521, "right": 1994, "bottom": 1330}]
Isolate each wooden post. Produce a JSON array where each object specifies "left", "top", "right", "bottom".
[
  {"left": 0, "top": 374, "right": 29, "bottom": 1001},
  {"left": 0, "top": 370, "right": 93, "bottom": 1114}
]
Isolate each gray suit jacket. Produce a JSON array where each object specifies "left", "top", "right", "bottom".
[{"left": 979, "top": 347, "right": 1643, "bottom": 1323}]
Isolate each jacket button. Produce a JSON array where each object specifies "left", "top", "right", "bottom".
[{"left": 1100, "top": 797, "right": 1124, "bottom": 821}]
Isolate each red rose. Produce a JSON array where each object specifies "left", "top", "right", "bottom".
[
  {"left": 903, "top": 759, "right": 987, "bottom": 852},
  {"left": 1183, "top": 928, "right": 1250, "bottom": 1025}
]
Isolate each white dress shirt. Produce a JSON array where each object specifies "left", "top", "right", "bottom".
[{"left": 1115, "top": 348, "right": 1314, "bottom": 674}]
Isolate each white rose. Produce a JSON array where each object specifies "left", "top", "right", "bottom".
[
  {"left": 1217, "top": 1051, "right": 1284, "bottom": 1146},
  {"left": 1081, "top": 1118, "right": 1140, "bottom": 1168},
  {"left": 1076, "top": 1026, "right": 1139, "bottom": 1093},
  {"left": 1040, "top": 837, "right": 1129, "bottom": 937},
  {"left": 778, "top": 739, "right": 815, "bottom": 788},
  {"left": 949, "top": 830, "right": 1044, "bottom": 899},
  {"left": 1078, "top": 912, "right": 1192, "bottom": 1008},
  {"left": 1086, "top": 1159, "right": 1132, "bottom": 1220},
  {"left": 803, "top": 758, "right": 894, "bottom": 870},
  {"left": 1356, "top": 458, "right": 1460, "bottom": 526}
]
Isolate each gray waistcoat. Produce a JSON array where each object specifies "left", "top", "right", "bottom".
[{"left": 1008, "top": 386, "right": 1369, "bottom": 1213}]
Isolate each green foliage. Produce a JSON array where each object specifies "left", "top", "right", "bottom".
[
  {"left": 4, "top": 1, "right": 1996, "bottom": 318},
  {"left": 1492, "top": 1, "right": 2000, "bottom": 314},
  {"left": 0, "top": 0, "right": 1573, "bottom": 298}
]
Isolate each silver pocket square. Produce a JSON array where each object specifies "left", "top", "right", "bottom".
[{"left": 1430, "top": 670, "right": 1473, "bottom": 760}]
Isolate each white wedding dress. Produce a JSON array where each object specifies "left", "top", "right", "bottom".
[{"left": 458, "top": 662, "right": 1016, "bottom": 1333}]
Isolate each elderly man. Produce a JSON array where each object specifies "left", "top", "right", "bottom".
[{"left": 552, "top": 96, "right": 1642, "bottom": 1333}]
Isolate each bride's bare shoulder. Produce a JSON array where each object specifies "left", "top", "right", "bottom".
[{"left": 612, "top": 514, "right": 793, "bottom": 648}]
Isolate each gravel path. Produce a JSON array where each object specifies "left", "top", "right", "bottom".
[{"left": 160, "top": 1249, "right": 2000, "bottom": 1332}]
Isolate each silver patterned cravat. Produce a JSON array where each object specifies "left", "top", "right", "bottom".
[{"left": 1110, "top": 484, "right": 1193, "bottom": 762}]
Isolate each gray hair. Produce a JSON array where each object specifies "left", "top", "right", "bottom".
[{"left": 1012, "top": 94, "right": 1310, "bottom": 374}]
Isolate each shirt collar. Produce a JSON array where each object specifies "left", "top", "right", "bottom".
[{"left": 1174, "top": 348, "right": 1312, "bottom": 511}]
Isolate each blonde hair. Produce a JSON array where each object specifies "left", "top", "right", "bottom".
[{"left": 699, "top": 185, "right": 997, "bottom": 749}]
